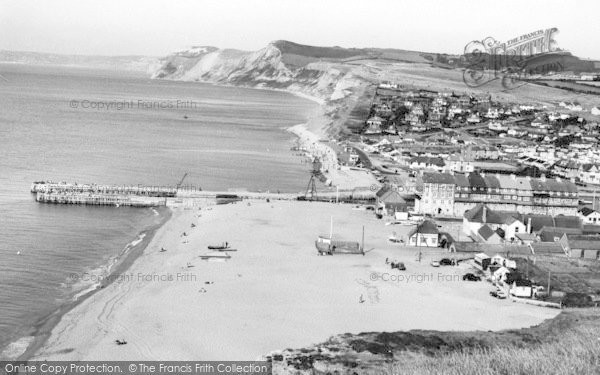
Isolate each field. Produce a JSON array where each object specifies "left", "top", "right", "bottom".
[{"left": 533, "top": 80, "right": 600, "bottom": 95}]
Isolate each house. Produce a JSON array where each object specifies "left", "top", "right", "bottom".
[
  {"left": 407, "top": 220, "right": 439, "bottom": 247},
  {"left": 463, "top": 204, "right": 526, "bottom": 242},
  {"left": 457, "top": 95, "right": 472, "bottom": 107},
  {"left": 466, "top": 113, "right": 481, "bottom": 124},
  {"left": 476, "top": 225, "right": 503, "bottom": 244},
  {"left": 491, "top": 254, "right": 516, "bottom": 269},
  {"left": 415, "top": 172, "right": 455, "bottom": 216},
  {"left": 562, "top": 234, "right": 600, "bottom": 259},
  {"left": 538, "top": 226, "right": 582, "bottom": 242},
  {"left": 529, "top": 242, "right": 567, "bottom": 256},
  {"left": 408, "top": 156, "right": 445, "bottom": 171},
  {"left": 510, "top": 279, "right": 533, "bottom": 298},
  {"left": 376, "top": 186, "right": 408, "bottom": 216},
  {"left": 488, "top": 121, "right": 508, "bottom": 132},
  {"left": 365, "top": 116, "right": 384, "bottom": 134},
  {"left": 579, "top": 164, "right": 600, "bottom": 185},
  {"left": 516, "top": 232, "right": 537, "bottom": 245},
  {"left": 551, "top": 159, "right": 580, "bottom": 179},
  {"left": 445, "top": 155, "right": 475, "bottom": 173},
  {"left": 415, "top": 171, "right": 579, "bottom": 217},
  {"left": 579, "top": 207, "right": 600, "bottom": 225},
  {"left": 490, "top": 265, "right": 511, "bottom": 283}
]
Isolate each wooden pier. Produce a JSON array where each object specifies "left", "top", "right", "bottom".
[
  {"left": 31, "top": 180, "right": 377, "bottom": 208},
  {"left": 35, "top": 192, "right": 167, "bottom": 207},
  {"left": 31, "top": 181, "right": 177, "bottom": 197}
]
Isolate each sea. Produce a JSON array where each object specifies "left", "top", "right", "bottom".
[{"left": 0, "top": 64, "right": 318, "bottom": 358}]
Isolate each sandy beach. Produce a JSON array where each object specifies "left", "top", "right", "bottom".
[
  {"left": 288, "top": 124, "right": 379, "bottom": 191},
  {"left": 33, "top": 200, "right": 559, "bottom": 361}
]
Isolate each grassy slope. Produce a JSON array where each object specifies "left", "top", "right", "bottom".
[{"left": 272, "top": 309, "right": 600, "bottom": 374}]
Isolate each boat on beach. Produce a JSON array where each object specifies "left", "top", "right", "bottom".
[
  {"left": 208, "top": 242, "right": 231, "bottom": 250},
  {"left": 199, "top": 252, "right": 232, "bottom": 260}
]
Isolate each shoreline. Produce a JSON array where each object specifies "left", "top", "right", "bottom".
[
  {"left": 7, "top": 207, "right": 173, "bottom": 361},
  {"left": 30, "top": 200, "right": 559, "bottom": 361}
]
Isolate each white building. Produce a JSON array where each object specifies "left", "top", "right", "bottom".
[{"left": 579, "top": 207, "right": 600, "bottom": 225}]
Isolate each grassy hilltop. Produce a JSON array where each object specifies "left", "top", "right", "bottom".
[{"left": 272, "top": 309, "right": 600, "bottom": 375}]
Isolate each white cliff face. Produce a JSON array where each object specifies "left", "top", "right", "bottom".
[{"left": 152, "top": 42, "right": 367, "bottom": 103}]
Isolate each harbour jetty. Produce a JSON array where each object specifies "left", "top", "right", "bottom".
[
  {"left": 35, "top": 192, "right": 167, "bottom": 207},
  {"left": 30, "top": 181, "right": 377, "bottom": 207},
  {"left": 31, "top": 181, "right": 177, "bottom": 197},
  {"left": 31, "top": 181, "right": 175, "bottom": 207}
]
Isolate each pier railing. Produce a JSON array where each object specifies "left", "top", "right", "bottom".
[
  {"left": 35, "top": 192, "right": 167, "bottom": 207},
  {"left": 31, "top": 182, "right": 177, "bottom": 197}
]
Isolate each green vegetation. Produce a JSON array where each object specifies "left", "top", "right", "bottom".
[
  {"left": 390, "top": 325, "right": 599, "bottom": 375},
  {"left": 272, "top": 310, "right": 600, "bottom": 374}
]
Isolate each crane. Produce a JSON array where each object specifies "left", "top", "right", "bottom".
[{"left": 176, "top": 173, "right": 189, "bottom": 189}]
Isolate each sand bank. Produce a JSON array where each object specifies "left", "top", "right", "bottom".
[{"left": 34, "top": 200, "right": 559, "bottom": 360}]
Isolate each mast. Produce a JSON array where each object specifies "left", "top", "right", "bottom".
[
  {"left": 329, "top": 216, "right": 333, "bottom": 240},
  {"left": 361, "top": 225, "right": 365, "bottom": 253}
]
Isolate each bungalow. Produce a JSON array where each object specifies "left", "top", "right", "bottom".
[
  {"left": 476, "top": 225, "right": 504, "bottom": 244},
  {"left": 507, "top": 127, "right": 528, "bottom": 137},
  {"left": 488, "top": 121, "right": 508, "bottom": 132},
  {"left": 516, "top": 232, "right": 537, "bottom": 245},
  {"left": 530, "top": 242, "right": 567, "bottom": 256},
  {"left": 551, "top": 159, "right": 580, "bottom": 179},
  {"left": 579, "top": 164, "right": 600, "bottom": 185},
  {"left": 408, "top": 156, "right": 445, "bottom": 171},
  {"left": 457, "top": 95, "right": 472, "bottom": 107},
  {"left": 466, "top": 113, "right": 481, "bottom": 124},
  {"left": 445, "top": 155, "right": 475, "bottom": 173},
  {"left": 562, "top": 234, "right": 600, "bottom": 259},
  {"left": 579, "top": 207, "right": 600, "bottom": 225},
  {"left": 463, "top": 204, "right": 527, "bottom": 242},
  {"left": 510, "top": 279, "right": 533, "bottom": 298},
  {"left": 538, "top": 226, "right": 582, "bottom": 242},
  {"left": 408, "top": 220, "right": 439, "bottom": 247},
  {"left": 376, "top": 186, "right": 408, "bottom": 216}
]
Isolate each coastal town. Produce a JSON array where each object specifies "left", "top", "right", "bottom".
[
  {"left": 26, "top": 77, "right": 600, "bottom": 365},
  {"left": 5, "top": 3, "right": 600, "bottom": 371},
  {"left": 300, "top": 79, "right": 600, "bottom": 308}
]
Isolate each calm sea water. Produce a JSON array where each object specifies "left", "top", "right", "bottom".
[{"left": 0, "top": 64, "right": 316, "bottom": 357}]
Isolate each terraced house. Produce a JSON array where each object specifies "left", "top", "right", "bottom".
[{"left": 415, "top": 172, "right": 578, "bottom": 217}]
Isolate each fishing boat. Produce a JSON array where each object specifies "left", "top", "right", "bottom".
[
  {"left": 315, "top": 217, "right": 365, "bottom": 255},
  {"left": 199, "top": 251, "right": 232, "bottom": 260},
  {"left": 208, "top": 242, "right": 230, "bottom": 250}
]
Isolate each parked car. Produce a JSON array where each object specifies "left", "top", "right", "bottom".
[
  {"left": 391, "top": 261, "right": 406, "bottom": 271},
  {"left": 490, "top": 289, "right": 508, "bottom": 299},
  {"left": 430, "top": 260, "right": 440, "bottom": 267},
  {"left": 439, "top": 258, "right": 453, "bottom": 266},
  {"left": 462, "top": 273, "right": 481, "bottom": 281},
  {"left": 533, "top": 285, "right": 548, "bottom": 298}
]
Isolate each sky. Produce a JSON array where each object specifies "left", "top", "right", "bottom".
[{"left": 1, "top": 0, "right": 599, "bottom": 59}]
